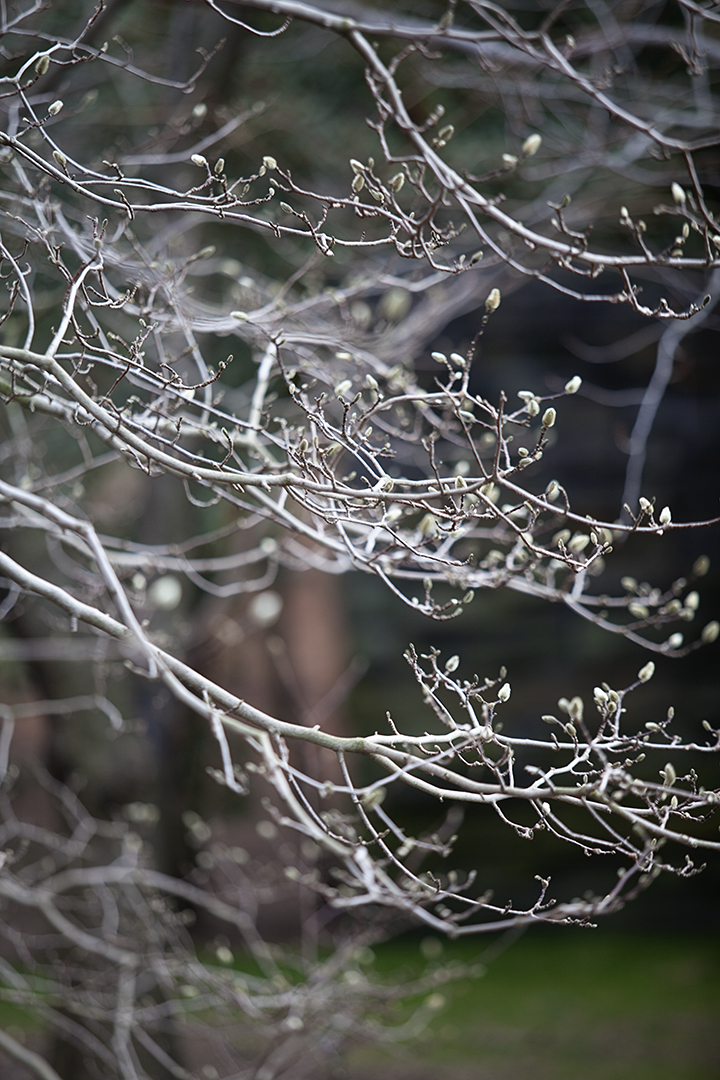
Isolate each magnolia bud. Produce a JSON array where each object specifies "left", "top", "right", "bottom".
[
  {"left": 263, "top": 155, "right": 277, "bottom": 170},
  {"left": 568, "top": 533, "right": 590, "bottom": 553},
  {"left": 638, "top": 661, "right": 655, "bottom": 683},
  {"left": 48, "top": 100, "right": 63, "bottom": 116},
  {"left": 191, "top": 154, "right": 207, "bottom": 167},
  {"left": 568, "top": 696, "right": 584, "bottom": 721},
  {"left": 671, "top": 182, "right": 686, "bottom": 205},
  {"left": 564, "top": 375, "right": 581, "bottom": 394},
  {"left": 522, "top": 133, "right": 542, "bottom": 156},
  {"left": 497, "top": 682, "right": 511, "bottom": 702},
  {"left": 485, "top": 288, "right": 501, "bottom": 313},
  {"left": 542, "top": 407, "right": 556, "bottom": 428}
]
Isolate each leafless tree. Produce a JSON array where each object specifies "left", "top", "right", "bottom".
[{"left": 0, "top": 1, "right": 719, "bottom": 1077}]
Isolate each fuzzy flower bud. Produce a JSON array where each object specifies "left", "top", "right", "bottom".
[
  {"left": 638, "top": 661, "right": 655, "bottom": 683},
  {"left": 497, "top": 682, "right": 511, "bottom": 702},
  {"left": 542, "top": 407, "right": 556, "bottom": 428},
  {"left": 568, "top": 533, "right": 590, "bottom": 553},
  {"left": 485, "top": 288, "right": 501, "bottom": 313},
  {"left": 671, "top": 182, "right": 686, "bottom": 205},
  {"left": 48, "top": 99, "right": 63, "bottom": 116},
  {"left": 522, "top": 133, "right": 542, "bottom": 157},
  {"left": 564, "top": 375, "right": 582, "bottom": 394},
  {"left": 568, "top": 696, "right": 584, "bottom": 721},
  {"left": 661, "top": 762, "right": 677, "bottom": 786},
  {"left": 191, "top": 154, "right": 207, "bottom": 167}
]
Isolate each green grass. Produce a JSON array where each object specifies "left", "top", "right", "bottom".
[
  {"left": 2, "top": 932, "right": 717, "bottom": 1078},
  {"left": 345, "top": 931, "right": 720, "bottom": 1079}
]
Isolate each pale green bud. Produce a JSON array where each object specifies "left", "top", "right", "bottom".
[
  {"left": 671, "top": 182, "right": 686, "bottom": 205},
  {"left": 485, "top": 288, "right": 501, "bottom": 313},
  {"left": 522, "top": 133, "right": 542, "bottom": 156},
  {"left": 638, "top": 661, "right": 655, "bottom": 683}
]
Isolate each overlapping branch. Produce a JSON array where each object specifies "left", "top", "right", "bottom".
[{"left": 0, "top": 10, "right": 717, "bottom": 1061}]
